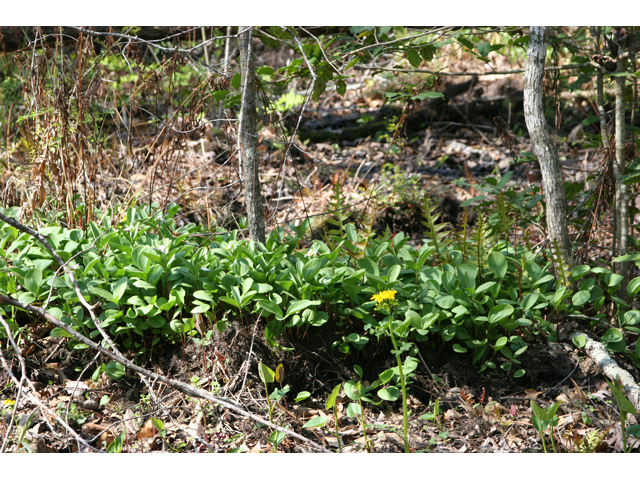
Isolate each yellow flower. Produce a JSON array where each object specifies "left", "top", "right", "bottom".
[
  {"left": 371, "top": 290, "right": 397, "bottom": 303},
  {"left": 371, "top": 290, "right": 398, "bottom": 313}
]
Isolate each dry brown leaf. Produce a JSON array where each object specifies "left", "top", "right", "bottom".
[
  {"left": 64, "top": 380, "right": 88, "bottom": 398},
  {"left": 31, "top": 438, "right": 57, "bottom": 453},
  {"left": 81, "top": 419, "right": 107, "bottom": 437},
  {"left": 444, "top": 408, "right": 461, "bottom": 420},
  {"left": 249, "top": 442, "right": 262, "bottom": 453},
  {"left": 138, "top": 418, "right": 158, "bottom": 439},
  {"left": 555, "top": 393, "right": 570, "bottom": 404},
  {"left": 123, "top": 408, "right": 139, "bottom": 435},
  {"left": 570, "top": 378, "right": 588, "bottom": 403},
  {"left": 98, "top": 429, "right": 117, "bottom": 449},
  {"left": 524, "top": 389, "right": 542, "bottom": 399},
  {"left": 292, "top": 406, "right": 321, "bottom": 419}
]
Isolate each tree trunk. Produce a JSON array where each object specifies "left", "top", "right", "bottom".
[
  {"left": 613, "top": 35, "right": 629, "bottom": 287},
  {"left": 524, "top": 26, "right": 574, "bottom": 270},
  {"left": 238, "top": 27, "right": 266, "bottom": 243},
  {"left": 589, "top": 27, "right": 611, "bottom": 150}
]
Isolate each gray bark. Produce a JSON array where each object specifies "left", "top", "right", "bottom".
[
  {"left": 524, "top": 26, "right": 574, "bottom": 269},
  {"left": 589, "top": 27, "right": 610, "bottom": 150},
  {"left": 570, "top": 332, "right": 640, "bottom": 411},
  {"left": 613, "top": 39, "right": 629, "bottom": 284},
  {"left": 238, "top": 27, "right": 266, "bottom": 243}
]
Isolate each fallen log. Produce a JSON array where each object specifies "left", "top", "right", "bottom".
[{"left": 570, "top": 331, "right": 640, "bottom": 411}]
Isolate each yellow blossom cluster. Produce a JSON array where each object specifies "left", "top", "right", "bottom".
[
  {"left": 371, "top": 290, "right": 397, "bottom": 303},
  {"left": 371, "top": 290, "right": 398, "bottom": 313}
]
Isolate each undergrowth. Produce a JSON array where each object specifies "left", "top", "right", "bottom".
[{"left": 1, "top": 172, "right": 640, "bottom": 397}]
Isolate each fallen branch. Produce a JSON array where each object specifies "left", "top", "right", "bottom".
[{"left": 570, "top": 331, "right": 640, "bottom": 411}]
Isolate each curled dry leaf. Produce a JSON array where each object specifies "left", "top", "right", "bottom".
[
  {"left": 524, "top": 389, "right": 542, "bottom": 399},
  {"left": 138, "top": 418, "right": 158, "bottom": 439},
  {"left": 123, "top": 408, "right": 139, "bottom": 435}
]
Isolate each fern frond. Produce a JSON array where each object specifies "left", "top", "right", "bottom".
[
  {"left": 421, "top": 196, "right": 452, "bottom": 264},
  {"left": 551, "top": 238, "right": 571, "bottom": 288},
  {"left": 346, "top": 203, "right": 376, "bottom": 260},
  {"left": 470, "top": 213, "right": 493, "bottom": 280}
]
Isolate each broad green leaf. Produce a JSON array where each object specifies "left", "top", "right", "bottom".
[
  {"left": 488, "top": 304, "right": 514, "bottom": 324},
  {"left": 193, "top": 290, "right": 213, "bottom": 302},
  {"left": 286, "top": 299, "right": 321, "bottom": 318},
  {"left": 436, "top": 295, "right": 455, "bottom": 309},
  {"left": 570, "top": 264, "right": 590, "bottom": 281},
  {"left": 387, "top": 264, "right": 401, "bottom": 283},
  {"left": 258, "top": 362, "right": 275, "bottom": 384},
  {"left": 572, "top": 290, "right": 590, "bottom": 307},
  {"left": 346, "top": 402, "right": 361, "bottom": 418},
  {"left": 112, "top": 276, "right": 128, "bottom": 302},
  {"left": 107, "top": 431, "right": 126, "bottom": 453},
  {"left": 602, "top": 328, "right": 623, "bottom": 343},
  {"left": 377, "top": 386, "right": 400, "bottom": 401},
  {"left": 606, "top": 380, "right": 638, "bottom": 415},
  {"left": 628, "top": 277, "right": 640, "bottom": 297},
  {"left": 344, "top": 380, "right": 360, "bottom": 401},
  {"left": 572, "top": 334, "right": 587, "bottom": 348},
  {"left": 258, "top": 299, "right": 284, "bottom": 318},
  {"left": 405, "top": 309, "right": 422, "bottom": 328},
  {"left": 406, "top": 48, "right": 421, "bottom": 68},
  {"left": 494, "top": 336, "right": 508, "bottom": 350},
  {"left": 24, "top": 269, "right": 42, "bottom": 294},
  {"left": 521, "top": 292, "right": 539, "bottom": 311},
  {"left": 295, "top": 391, "right": 311, "bottom": 403},
  {"left": 452, "top": 343, "right": 467, "bottom": 353},
  {"left": 90, "top": 286, "right": 114, "bottom": 302},
  {"left": 302, "top": 416, "right": 328, "bottom": 428},
  {"left": 302, "top": 257, "right": 326, "bottom": 283},
  {"left": 623, "top": 310, "right": 640, "bottom": 326},
  {"left": 394, "top": 26, "right": 408, "bottom": 39},
  {"left": 50, "top": 327, "right": 75, "bottom": 338},
  {"left": 488, "top": 252, "right": 507, "bottom": 279},
  {"left": 268, "top": 430, "right": 286, "bottom": 446},
  {"left": 326, "top": 384, "right": 341, "bottom": 410},
  {"left": 476, "top": 281, "right": 497, "bottom": 294},
  {"left": 105, "top": 361, "right": 125, "bottom": 380},
  {"left": 534, "top": 274, "right": 554, "bottom": 286},
  {"left": 132, "top": 245, "right": 150, "bottom": 272}
]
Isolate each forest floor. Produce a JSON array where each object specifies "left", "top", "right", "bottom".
[{"left": 1, "top": 55, "right": 639, "bottom": 453}]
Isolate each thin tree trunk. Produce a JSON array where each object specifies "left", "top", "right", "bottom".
[
  {"left": 524, "top": 26, "right": 574, "bottom": 270},
  {"left": 238, "top": 27, "right": 265, "bottom": 243},
  {"left": 613, "top": 37, "right": 629, "bottom": 284},
  {"left": 590, "top": 27, "right": 610, "bottom": 150}
]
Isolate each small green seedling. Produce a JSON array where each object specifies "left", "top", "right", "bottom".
[
  {"left": 344, "top": 368, "right": 382, "bottom": 453},
  {"left": 420, "top": 398, "right": 442, "bottom": 430},
  {"left": 107, "top": 430, "right": 126, "bottom": 453},
  {"left": 607, "top": 377, "right": 639, "bottom": 452},
  {"left": 258, "top": 362, "right": 289, "bottom": 452},
  {"left": 325, "top": 384, "right": 342, "bottom": 452},
  {"left": 531, "top": 400, "right": 561, "bottom": 453}
]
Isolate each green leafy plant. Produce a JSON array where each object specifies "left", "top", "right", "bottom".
[
  {"left": 324, "top": 384, "right": 343, "bottom": 452},
  {"left": 258, "top": 362, "right": 289, "bottom": 452},
  {"left": 344, "top": 367, "right": 381, "bottom": 452},
  {"left": 531, "top": 400, "right": 561, "bottom": 453},
  {"left": 107, "top": 431, "right": 126, "bottom": 453},
  {"left": 606, "top": 377, "right": 639, "bottom": 452},
  {"left": 371, "top": 289, "right": 411, "bottom": 453}
]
